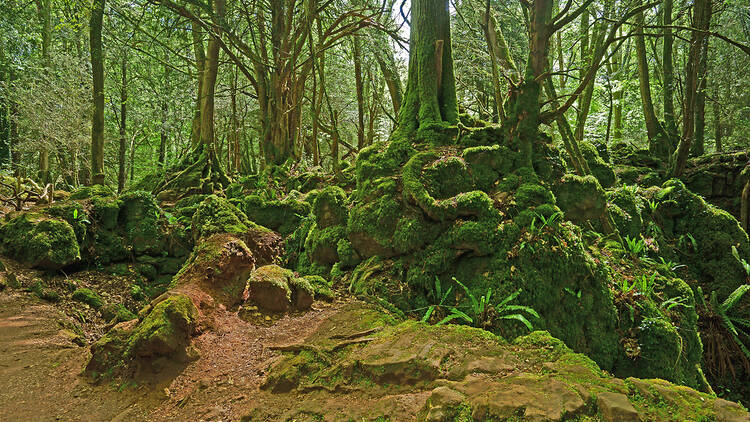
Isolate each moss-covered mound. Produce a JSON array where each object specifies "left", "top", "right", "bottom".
[
  {"left": 191, "top": 194, "right": 268, "bottom": 242},
  {"left": 248, "top": 304, "right": 747, "bottom": 421},
  {"left": 246, "top": 264, "right": 333, "bottom": 312},
  {"left": 240, "top": 193, "right": 311, "bottom": 236},
  {"left": 651, "top": 179, "right": 750, "bottom": 298},
  {"left": 171, "top": 233, "right": 257, "bottom": 307},
  {"left": 0, "top": 213, "right": 80, "bottom": 269},
  {"left": 87, "top": 294, "right": 198, "bottom": 376},
  {"left": 293, "top": 127, "right": 700, "bottom": 386}
]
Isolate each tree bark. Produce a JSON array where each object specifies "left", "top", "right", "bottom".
[
  {"left": 90, "top": 0, "right": 105, "bottom": 185},
  {"left": 395, "top": 0, "right": 458, "bottom": 140},
  {"left": 118, "top": 54, "right": 127, "bottom": 193},
  {"left": 714, "top": 98, "right": 722, "bottom": 152},
  {"left": 200, "top": 0, "right": 222, "bottom": 164},
  {"left": 672, "top": 0, "right": 712, "bottom": 177},
  {"left": 37, "top": 0, "right": 52, "bottom": 184},
  {"left": 692, "top": 31, "right": 710, "bottom": 156},
  {"left": 190, "top": 20, "right": 205, "bottom": 149},
  {"left": 662, "top": 0, "right": 678, "bottom": 141},
  {"left": 375, "top": 36, "right": 402, "bottom": 118},
  {"left": 353, "top": 36, "right": 366, "bottom": 150},
  {"left": 634, "top": 4, "right": 660, "bottom": 145}
]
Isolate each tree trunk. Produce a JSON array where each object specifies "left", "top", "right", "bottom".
[
  {"left": 508, "top": 0, "right": 553, "bottom": 168},
  {"left": 634, "top": 4, "right": 660, "bottom": 146},
  {"left": 200, "top": 0, "right": 222, "bottom": 165},
  {"left": 672, "top": 0, "right": 712, "bottom": 177},
  {"left": 90, "top": 0, "right": 105, "bottom": 185},
  {"left": 692, "top": 32, "right": 710, "bottom": 156},
  {"left": 714, "top": 98, "right": 722, "bottom": 152},
  {"left": 662, "top": 0, "right": 678, "bottom": 141},
  {"left": 118, "top": 55, "right": 127, "bottom": 193},
  {"left": 190, "top": 20, "right": 205, "bottom": 149},
  {"left": 353, "top": 36, "right": 366, "bottom": 150},
  {"left": 395, "top": 0, "right": 458, "bottom": 140},
  {"left": 481, "top": 6, "right": 505, "bottom": 122},
  {"left": 375, "top": 37, "right": 402, "bottom": 119},
  {"left": 159, "top": 58, "right": 169, "bottom": 168},
  {"left": 38, "top": 0, "right": 52, "bottom": 184}
]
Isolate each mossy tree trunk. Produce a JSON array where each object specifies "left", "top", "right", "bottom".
[
  {"left": 190, "top": 20, "right": 205, "bottom": 149},
  {"left": 117, "top": 54, "right": 127, "bottom": 193},
  {"left": 634, "top": 5, "right": 661, "bottom": 148},
  {"left": 507, "top": 0, "right": 553, "bottom": 168},
  {"left": 672, "top": 0, "right": 712, "bottom": 177},
  {"left": 374, "top": 33, "right": 402, "bottom": 119},
  {"left": 36, "top": 0, "right": 52, "bottom": 185},
  {"left": 395, "top": 0, "right": 458, "bottom": 140},
  {"left": 90, "top": 0, "right": 105, "bottom": 186},
  {"left": 662, "top": 0, "right": 678, "bottom": 141}
]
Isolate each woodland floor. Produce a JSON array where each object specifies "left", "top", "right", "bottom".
[{"left": 0, "top": 282, "right": 353, "bottom": 422}]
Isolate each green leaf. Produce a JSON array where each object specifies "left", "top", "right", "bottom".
[
  {"left": 499, "top": 314, "right": 533, "bottom": 331},
  {"left": 721, "top": 285, "right": 750, "bottom": 312},
  {"left": 500, "top": 304, "right": 540, "bottom": 319},
  {"left": 421, "top": 305, "right": 435, "bottom": 323},
  {"left": 72, "top": 208, "right": 78, "bottom": 219}
]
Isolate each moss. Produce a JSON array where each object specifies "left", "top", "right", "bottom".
[
  {"left": 30, "top": 280, "right": 60, "bottom": 302},
  {"left": 577, "top": 141, "right": 617, "bottom": 188},
  {"left": 124, "top": 294, "right": 198, "bottom": 359},
  {"left": 606, "top": 186, "right": 644, "bottom": 238},
  {"left": 303, "top": 275, "right": 334, "bottom": 300},
  {"left": 0, "top": 213, "right": 80, "bottom": 270},
  {"left": 336, "top": 238, "right": 361, "bottom": 269},
  {"left": 312, "top": 186, "right": 348, "bottom": 228},
  {"left": 515, "top": 183, "right": 556, "bottom": 209},
  {"left": 101, "top": 303, "right": 137, "bottom": 323},
  {"left": 305, "top": 224, "right": 346, "bottom": 266},
  {"left": 72, "top": 287, "right": 104, "bottom": 309},
  {"left": 44, "top": 201, "right": 89, "bottom": 242},
  {"left": 554, "top": 174, "right": 606, "bottom": 224},
  {"left": 653, "top": 179, "right": 750, "bottom": 298},
  {"left": 347, "top": 178, "right": 403, "bottom": 258},
  {"left": 191, "top": 195, "right": 265, "bottom": 242},
  {"left": 242, "top": 194, "right": 311, "bottom": 236},
  {"left": 69, "top": 184, "right": 114, "bottom": 200},
  {"left": 462, "top": 144, "right": 516, "bottom": 191},
  {"left": 119, "top": 190, "right": 164, "bottom": 255},
  {"left": 91, "top": 196, "right": 121, "bottom": 231}
]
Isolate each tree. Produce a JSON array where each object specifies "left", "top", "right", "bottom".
[
  {"left": 90, "top": 0, "right": 105, "bottom": 185},
  {"left": 395, "top": 0, "right": 458, "bottom": 140}
]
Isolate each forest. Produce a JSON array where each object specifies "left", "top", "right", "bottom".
[{"left": 1, "top": 0, "right": 750, "bottom": 420}]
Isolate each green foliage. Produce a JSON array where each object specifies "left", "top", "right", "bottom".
[{"left": 72, "top": 288, "right": 104, "bottom": 309}]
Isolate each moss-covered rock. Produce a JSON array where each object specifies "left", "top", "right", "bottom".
[
  {"left": 554, "top": 174, "right": 606, "bottom": 224},
  {"left": 119, "top": 191, "right": 164, "bottom": 255},
  {"left": 100, "top": 303, "right": 137, "bottom": 324},
  {"left": 251, "top": 304, "right": 743, "bottom": 421},
  {"left": 246, "top": 264, "right": 321, "bottom": 312},
  {"left": 303, "top": 187, "right": 349, "bottom": 268},
  {"left": 172, "top": 233, "right": 257, "bottom": 307},
  {"left": 241, "top": 193, "right": 311, "bottom": 236},
  {"left": 607, "top": 186, "right": 644, "bottom": 239},
  {"left": 72, "top": 287, "right": 104, "bottom": 309},
  {"left": 578, "top": 141, "right": 617, "bottom": 188},
  {"left": 124, "top": 294, "right": 198, "bottom": 359},
  {"left": 69, "top": 185, "right": 115, "bottom": 200},
  {"left": 653, "top": 179, "right": 750, "bottom": 298},
  {"left": 0, "top": 213, "right": 80, "bottom": 270},
  {"left": 191, "top": 195, "right": 265, "bottom": 242}
]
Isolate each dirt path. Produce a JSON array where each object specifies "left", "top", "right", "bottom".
[
  {"left": 0, "top": 291, "right": 164, "bottom": 421},
  {"left": 0, "top": 289, "right": 347, "bottom": 421}
]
